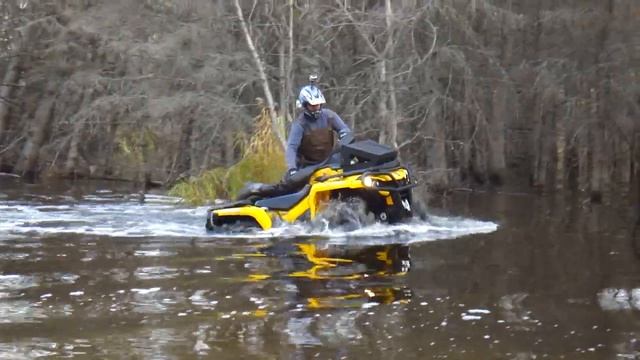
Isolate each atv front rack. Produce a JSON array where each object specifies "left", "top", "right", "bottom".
[
  {"left": 361, "top": 178, "right": 417, "bottom": 192},
  {"left": 316, "top": 161, "right": 417, "bottom": 192},
  {"left": 315, "top": 160, "right": 400, "bottom": 182}
]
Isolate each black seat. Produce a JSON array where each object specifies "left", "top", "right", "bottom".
[
  {"left": 287, "top": 163, "right": 325, "bottom": 182},
  {"left": 236, "top": 182, "right": 274, "bottom": 201},
  {"left": 254, "top": 184, "right": 311, "bottom": 210}
]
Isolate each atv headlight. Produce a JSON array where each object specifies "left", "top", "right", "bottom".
[{"left": 362, "top": 175, "right": 376, "bottom": 188}]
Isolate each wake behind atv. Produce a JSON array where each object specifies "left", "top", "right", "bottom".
[{"left": 205, "top": 138, "right": 416, "bottom": 231}]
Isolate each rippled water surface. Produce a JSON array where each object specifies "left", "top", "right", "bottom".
[{"left": 1, "top": 176, "right": 639, "bottom": 359}]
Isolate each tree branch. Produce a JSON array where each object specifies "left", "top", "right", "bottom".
[
  {"left": 0, "top": 95, "right": 19, "bottom": 107},
  {"left": 334, "top": 0, "right": 380, "bottom": 57},
  {"left": 0, "top": 82, "right": 23, "bottom": 88},
  {"left": 234, "top": 0, "right": 285, "bottom": 148},
  {"left": 0, "top": 135, "right": 24, "bottom": 155},
  {"left": 421, "top": 18, "right": 438, "bottom": 63}
]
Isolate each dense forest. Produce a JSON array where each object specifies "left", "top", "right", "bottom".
[{"left": 0, "top": 0, "right": 638, "bottom": 199}]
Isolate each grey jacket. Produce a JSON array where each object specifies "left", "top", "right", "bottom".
[{"left": 285, "top": 109, "right": 351, "bottom": 170}]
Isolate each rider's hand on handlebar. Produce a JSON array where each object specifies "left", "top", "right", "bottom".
[
  {"left": 285, "top": 168, "right": 297, "bottom": 181},
  {"left": 338, "top": 132, "right": 354, "bottom": 146}
]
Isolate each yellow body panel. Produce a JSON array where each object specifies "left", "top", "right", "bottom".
[
  {"left": 211, "top": 166, "right": 410, "bottom": 231},
  {"left": 280, "top": 173, "right": 367, "bottom": 222},
  {"left": 214, "top": 206, "right": 273, "bottom": 230}
]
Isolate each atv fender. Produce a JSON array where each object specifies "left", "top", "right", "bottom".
[{"left": 209, "top": 206, "right": 273, "bottom": 230}]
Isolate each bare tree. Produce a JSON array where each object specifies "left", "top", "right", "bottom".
[
  {"left": 234, "top": 0, "right": 286, "bottom": 148},
  {"left": 0, "top": 0, "right": 637, "bottom": 198}
]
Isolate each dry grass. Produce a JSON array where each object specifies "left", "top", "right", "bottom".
[{"left": 169, "top": 106, "right": 286, "bottom": 204}]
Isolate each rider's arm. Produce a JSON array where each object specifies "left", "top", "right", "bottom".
[
  {"left": 327, "top": 109, "right": 351, "bottom": 139},
  {"left": 285, "top": 122, "right": 303, "bottom": 170}
]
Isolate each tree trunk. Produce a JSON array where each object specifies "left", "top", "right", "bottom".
[
  {"left": 589, "top": 89, "right": 605, "bottom": 201},
  {"left": 64, "top": 90, "right": 94, "bottom": 177},
  {"left": 617, "top": 148, "right": 631, "bottom": 198},
  {"left": 286, "top": 0, "right": 294, "bottom": 120},
  {"left": 387, "top": 77, "right": 398, "bottom": 148},
  {"left": 617, "top": 137, "right": 632, "bottom": 194},
  {"left": 278, "top": 0, "right": 294, "bottom": 123},
  {"left": 384, "top": 0, "right": 397, "bottom": 148},
  {"left": 636, "top": 133, "right": 640, "bottom": 205},
  {"left": 532, "top": 88, "right": 552, "bottom": 189},
  {"left": 0, "top": 56, "right": 20, "bottom": 145},
  {"left": 278, "top": 35, "right": 286, "bottom": 119},
  {"left": 576, "top": 79, "right": 590, "bottom": 192},
  {"left": 486, "top": 4, "right": 513, "bottom": 186},
  {"left": 224, "top": 127, "right": 235, "bottom": 166},
  {"left": 99, "top": 113, "right": 118, "bottom": 177},
  {"left": 590, "top": 0, "right": 615, "bottom": 201},
  {"left": 16, "top": 82, "right": 57, "bottom": 180},
  {"left": 377, "top": 61, "right": 389, "bottom": 145},
  {"left": 577, "top": 123, "right": 590, "bottom": 193},
  {"left": 175, "top": 115, "right": 195, "bottom": 177},
  {"left": 555, "top": 90, "right": 567, "bottom": 191},
  {"left": 64, "top": 117, "right": 88, "bottom": 178},
  {"left": 461, "top": 71, "right": 473, "bottom": 182},
  {"left": 425, "top": 103, "right": 448, "bottom": 189},
  {"left": 488, "top": 81, "right": 508, "bottom": 185}
]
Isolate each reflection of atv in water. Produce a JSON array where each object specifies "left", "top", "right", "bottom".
[
  {"left": 206, "top": 137, "right": 417, "bottom": 231},
  {"left": 294, "top": 243, "right": 413, "bottom": 309},
  {"left": 242, "top": 240, "right": 413, "bottom": 309}
]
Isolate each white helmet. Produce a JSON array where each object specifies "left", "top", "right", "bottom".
[{"left": 298, "top": 85, "right": 326, "bottom": 119}]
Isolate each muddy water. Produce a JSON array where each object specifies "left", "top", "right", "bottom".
[{"left": 1, "top": 176, "right": 639, "bottom": 359}]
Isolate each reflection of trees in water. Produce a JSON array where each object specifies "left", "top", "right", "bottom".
[
  {"left": 408, "top": 192, "right": 640, "bottom": 357},
  {"left": 432, "top": 192, "right": 640, "bottom": 297}
]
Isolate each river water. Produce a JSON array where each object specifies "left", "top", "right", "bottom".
[{"left": 1, "top": 176, "right": 639, "bottom": 359}]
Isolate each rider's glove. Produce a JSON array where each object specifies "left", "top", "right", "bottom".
[{"left": 338, "top": 131, "right": 353, "bottom": 145}]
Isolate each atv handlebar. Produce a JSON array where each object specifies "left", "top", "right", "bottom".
[{"left": 288, "top": 132, "right": 354, "bottom": 182}]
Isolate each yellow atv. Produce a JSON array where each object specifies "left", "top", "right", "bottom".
[{"left": 205, "top": 137, "right": 416, "bottom": 232}]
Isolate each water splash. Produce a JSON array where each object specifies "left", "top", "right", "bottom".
[{"left": 0, "top": 192, "right": 497, "bottom": 243}]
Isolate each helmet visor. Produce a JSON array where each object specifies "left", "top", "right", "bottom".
[{"left": 306, "top": 98, "right": 325, "bottom": 106}]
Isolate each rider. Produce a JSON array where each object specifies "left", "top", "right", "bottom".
[
  {"left": 236, "top": 81, "right": 351, "bottom": 200},
  {"left": 285, "top": 83, "right": 351, "bottom": 180}
]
